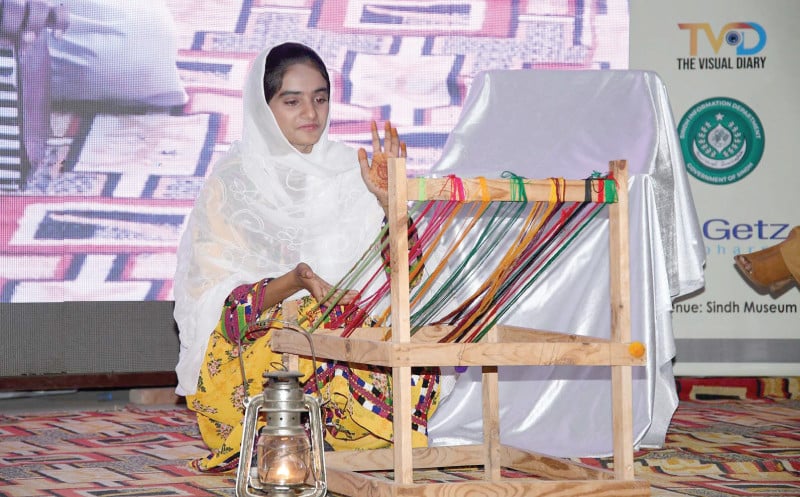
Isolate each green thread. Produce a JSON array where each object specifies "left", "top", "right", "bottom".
[
  {"left": 604, "top": 179, "right": 618, "bottom": 203},
  {"left": 501, "top": 171, "right": 527, "bottom": 202}
]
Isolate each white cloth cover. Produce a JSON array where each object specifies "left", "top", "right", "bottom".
[
  {"left": 172, "top": 47, "right": 385, "bottom": 396},
  {"left": 426, "top": 70, "right": 705, "bottom": 457},
  {"left": 48, "top": 0, "right": 188, "bottom": 107}
]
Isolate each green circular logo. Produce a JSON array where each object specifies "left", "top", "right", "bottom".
[{"left": 678, "top": 97, "right": 765, "bottom": 185}]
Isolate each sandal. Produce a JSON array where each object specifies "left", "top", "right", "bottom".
[{"left": 734, "top": 229, "right": 797, "bottom": 292}]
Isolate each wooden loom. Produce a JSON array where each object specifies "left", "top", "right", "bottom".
[{"left": 271, "top": 158, "right": 650, "bottom": 496}]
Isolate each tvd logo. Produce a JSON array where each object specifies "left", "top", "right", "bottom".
[{"left": 676, "top": 22, "right": 767, "bottom": 71}]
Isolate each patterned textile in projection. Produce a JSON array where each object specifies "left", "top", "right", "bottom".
[
  {"left": 0, "top": 0, "right": 628, "bottom": 303},
  {"left": 0, "top": 378, "right": 798, "bottom": 497}
]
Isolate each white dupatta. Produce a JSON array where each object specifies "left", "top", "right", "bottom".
[{"left": 173, "top": 46, "right": 384, "bottom": 395}]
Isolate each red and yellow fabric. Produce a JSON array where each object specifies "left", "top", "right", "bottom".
[{"left": 186, "top": 289, "right": 439, "bottom": 472}]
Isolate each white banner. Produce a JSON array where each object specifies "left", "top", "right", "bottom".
[{"left": 630, "top": 0, "right": 800, "bottom": 376}]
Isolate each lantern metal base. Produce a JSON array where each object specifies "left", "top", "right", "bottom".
[
  {"left": 244, "top": 471, "right": 300, "bottom": 497},
  {"left": 235, "top": 371, "right": 327, "bottom": 497},
  {"left": 238, "top": 454, "right": 327, "bottom": 497}
]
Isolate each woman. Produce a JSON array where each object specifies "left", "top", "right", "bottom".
[
  {"left": 173, "top": 42, "right": 439, "bottom": 472},
  {"left": 734, "top": 226, "right": 799, "bottom": 294}
]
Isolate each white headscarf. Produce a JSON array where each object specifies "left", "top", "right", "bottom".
[{"left": 173, "top": 45, "right": 385, "bottom": 395}]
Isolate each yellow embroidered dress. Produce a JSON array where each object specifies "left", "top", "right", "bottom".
[{"left": 187, "top": 284, "right": 439, "bottom": 472}]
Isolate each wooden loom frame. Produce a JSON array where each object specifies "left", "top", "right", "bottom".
[{"left": 272, "top": 158, "right": 650, "bottom": 496}]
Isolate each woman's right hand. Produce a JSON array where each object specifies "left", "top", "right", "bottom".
[
  {"left": 358, "top": 120, "right": 406, "bottom": 213},
  {"left": 294, "top": 262, "right": 358, "bottom": 306}
]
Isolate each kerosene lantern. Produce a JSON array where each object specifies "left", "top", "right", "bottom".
[{"left": 235, "top": 370, "right": 327, "bottom": 497}]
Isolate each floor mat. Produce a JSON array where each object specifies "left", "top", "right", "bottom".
[{"left": 1, "top": 394, "right": 798, "bottom": 496}]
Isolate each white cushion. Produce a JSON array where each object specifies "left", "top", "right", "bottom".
[{"left": 47, "top": 0, "right": 187, "bottom": 108}]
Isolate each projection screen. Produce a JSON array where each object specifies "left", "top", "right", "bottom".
[{"left": 0, "top": 0, "right": 628, "bottom": 385}]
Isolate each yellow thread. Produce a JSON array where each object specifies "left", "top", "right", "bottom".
[
  {"left": 549, "top": 178, "right": 558, "bottom": 204},
  {"left": 478, "top": 177, "right": 490, "bottom": 202}
]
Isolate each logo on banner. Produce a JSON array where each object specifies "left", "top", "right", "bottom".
[
  {"left": 676, "top": 22, "right": 766, "bottom": 70},
  {"left": 678, "top": 97, "right": 764, "bottom": 185}
]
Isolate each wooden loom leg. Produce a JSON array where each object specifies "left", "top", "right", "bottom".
[
  {"left": 393, "top": 366, "right": 413, "bottom": 484},
  {"left": 612, "top": 366, "right": 634, "bottom": 479},
  {"left": 482, "top": 367, "right": 501, "bottom": 480},
  {"left": 389, "top": 157, "right": 414, "bottom": 484},
  {"left": 608, "top": 160, "right": 635, "bottom": 480},
  {"left": 281, "top": 354, "right": 299, "bottom": 373},
  {"left": 483, "top": 327, "right": 501, "bottom": 480},
  {"left": 281, "top": 300, "right": 300, "bottom": 372}
]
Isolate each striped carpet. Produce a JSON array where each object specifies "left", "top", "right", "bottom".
[{"left": 0, "top": 378, "right": 798, "bottom": 496}]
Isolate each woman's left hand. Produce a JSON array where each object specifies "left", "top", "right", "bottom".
[
  {"left": 294, "top": 263, "right": 358, "bottom": 306},
  {"left": 358, "top": 120, "right": 406, "bottom": 212}
]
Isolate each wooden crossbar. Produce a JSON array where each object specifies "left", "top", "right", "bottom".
[{"left": 407, "top": 176, "right": 617, "bottom": 203}]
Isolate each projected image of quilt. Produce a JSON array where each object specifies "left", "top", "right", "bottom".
[{"left": 0, "top": 0, "right": 629, "bottom": 303}]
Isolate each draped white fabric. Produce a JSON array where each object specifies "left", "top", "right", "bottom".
[{"left": 426, "top": 70, "right": 705, "bottom": 457}]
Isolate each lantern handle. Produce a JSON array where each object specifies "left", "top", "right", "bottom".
[
  {"left": 303, "top": 394, "right": 327, "bottom": 496},
  {"left": 249, "top": 318, "right": 325, "bottom": 399},
  {"left": 235, "top": 393, "right": 266, "bottom": 497}
]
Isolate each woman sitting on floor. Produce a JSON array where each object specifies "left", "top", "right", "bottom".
[{"left": 172, "top": 42, "right": 440, "bottom": 472}]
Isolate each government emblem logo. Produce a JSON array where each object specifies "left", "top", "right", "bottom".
[{"left": 678, "top": 97, "right": 764, "bottom": 184}]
